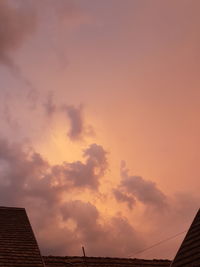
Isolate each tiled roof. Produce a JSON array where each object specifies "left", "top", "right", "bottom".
[
  {"left": 0, "top": 206, "right": 45, "bottom": 267},
  {"left": 170, "top": 209, "right": 200, "bottom": 267},
  {"left": 43, "top": 256, "right": 171, "bottom": 267}
]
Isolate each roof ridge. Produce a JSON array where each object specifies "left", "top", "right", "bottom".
[
  {"left": 43, "top": 256, "right": 171, "bottom": 261},
  {"left": 0, "top": 206, "right": 25, "bottom": 210}
]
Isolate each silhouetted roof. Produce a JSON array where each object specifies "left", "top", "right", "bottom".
[
  {"left": 170, "top": 209, "right": 200, "bottom": 266},
  {"left": 0, "top": 206, "right": 45, "bottom": 267},
  {"left": 43, "top": 256, "right": 171, "bottom": 267}
]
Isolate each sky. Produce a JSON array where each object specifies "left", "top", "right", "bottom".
[{"left": 0, "top": 0, "right": 200, "bottom": 260}]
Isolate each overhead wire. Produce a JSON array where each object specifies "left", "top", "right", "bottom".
[{"left": 128, "top": 230, "right": 187, "bottom": 258}]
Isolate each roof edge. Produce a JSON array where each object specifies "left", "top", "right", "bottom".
[{"left": 0, "top": 206, "right": 25, "bottom": 210}]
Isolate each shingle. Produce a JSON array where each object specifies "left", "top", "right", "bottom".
[
  {"left": 0, "top": 206, "right": 45, "bottom": 267},
  {"left": 170, "top": 209, "right": 200, "bottom": 267}
]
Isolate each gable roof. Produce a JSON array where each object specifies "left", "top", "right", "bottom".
[
  {"left": 0, "top": 206, "right": 45, "bottom": 267},
  {"left": 43, "top": 256, "right": 171, "bottom": 267},
  {"left": 170, "top": 209, "right": 200, "bottom": 266}
]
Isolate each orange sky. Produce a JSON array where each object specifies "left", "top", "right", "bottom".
[{"left": 0, "top": 0, "right": 200, "bottom": 260}]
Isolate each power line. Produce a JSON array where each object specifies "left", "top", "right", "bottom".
[{"left": 128, "top": 230, "right": 187, "bottom": 258}]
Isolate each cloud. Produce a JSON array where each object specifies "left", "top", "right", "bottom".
[
  {"left": 111, "top": 164, "right": 200, "bottom": 259},
  {"left": 0, "top": 139, "right": 58, "bottom": 206},
  {"left": 0, "top": 138, "right": 199, "bottom": 258},
  {"left": 61, "top": 143, "right": 107, "bottom": 189},
  {"left": 0, "top": 139, "right": 108, "bottom": 206},
  {"left": 113, "top": 188, "right": 136, "bottom": 209},
  {"left": 63, "top": 104, "right": 84, "bottom": 140},
  {"left": 114, "top": 161, "right": 167, "bottom": 210},
  {"left": 36, "top": 199, "right": 144, "bottom": 257},
  {"left": 0, "top": 137, "right": 144, "bottom": 256},
  {"left": 63, "top": 104, "right": 95, "bottom": 141},
  {"left": 54, "top": 200, "right": 144, "bottom": 257}
]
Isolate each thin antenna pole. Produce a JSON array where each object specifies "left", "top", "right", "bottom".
[
  {"left": 82, "top": 246, "right": 86, "bottom": 257},
  {"left": 82, "top": 246, "right": 88, "bottom": 267}
]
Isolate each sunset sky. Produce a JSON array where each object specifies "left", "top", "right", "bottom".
[{"left": 1, "top": 0, "right": 200, "bottom": 260}]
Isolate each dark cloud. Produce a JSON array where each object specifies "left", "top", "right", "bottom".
[
  {"left": 62, "top": 143, "right": 107, "bottom": 189},
  {"left": 0, "top": 139, "right": 58, "bottom": 206},
  {"left": 63, "top": 104, "right": 84, "bottom": 140},
  {"left": 114, "top": 161, "right": 167, "bottom": 210},
  {"left": 0, "top": 137, "right": 144, "bottom": 256},
  {"left": 113, "top": 188, "right": 136, "bottom": 209},
  {"left": 62, "top": 104, "right": 95, "bottom": 141},
  {"left": 0, "top": 139, "right": 108, "bottom": 207}
]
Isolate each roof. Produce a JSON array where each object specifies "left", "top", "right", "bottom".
[
  {"left": 170, "top": 209, "right": 200, "bottom": 266},
  {"left": 43, "top": 256, "right": 171, "bottom": 267},
  {"left": 0, "top": 206, "right": 45, "bottom": 267}
]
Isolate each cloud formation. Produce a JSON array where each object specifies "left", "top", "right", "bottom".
[
  {"left": 41, "top": 200, "right": 144, "bottom": 256},
  {"left": 63, "top": 105, "right": 84, "bottom": 140},
  {"left": 114, "top": 161, "right": 167, "bottom": 210},
  {"left": 60, "top": 143, "right": 108, "bottom": 189},
  {"left": 113, "top": 188, "right": 136, "bottom": 210},
  {"left": 0, "top": 138, "right": 143, "bottom": 256},
  {"left": 0, "top": 139, "right": 107, "bottom": 203},
  {"left": 0, "top": 137, "right": 199, "bottom": 258},
  {"left": 63, "top": 104, "right": 95, "bottom": 141}
]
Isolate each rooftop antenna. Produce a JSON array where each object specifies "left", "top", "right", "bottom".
[{"left": 82, "top": 246, "right": 88, "bottom": 267}]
